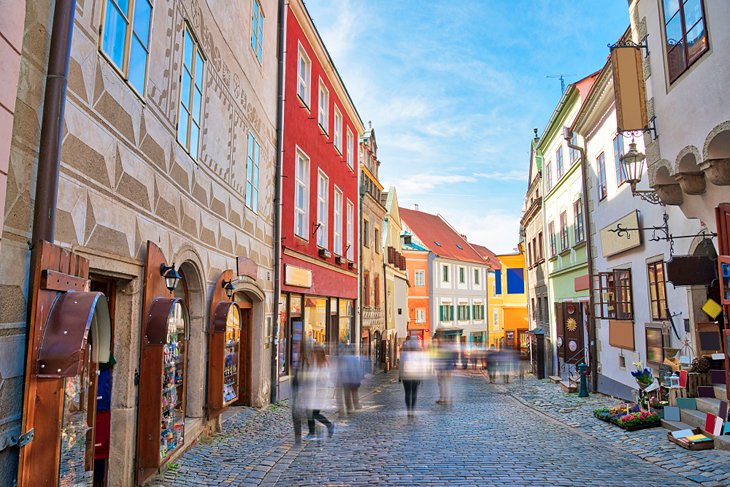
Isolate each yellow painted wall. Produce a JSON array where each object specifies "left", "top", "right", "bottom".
[{"left": 487, "top": 252, "right": 528, "bottom": 351}]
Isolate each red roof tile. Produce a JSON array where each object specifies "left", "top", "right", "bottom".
[
  {"left": 471, "top": 244, "right": 502, "bottom": 271},
  {"left": 399, "top": 207, "right": 486, "bottom": 265}
]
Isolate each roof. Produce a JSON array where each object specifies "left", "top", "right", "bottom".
[
  {"left": 471, "top": 244, "right": 502, "bottom": 271},
  {"left": 399, "top": 207, "right": 487, "bottom": 265}
]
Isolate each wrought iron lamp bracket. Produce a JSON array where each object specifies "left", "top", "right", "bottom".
[
  {"left": 618, "top": 117, "right": 658, "bottom": 141},
  {"left": 608, "top": 36, "right": 649, "bottom": 57},
  {"left": 608, "top": 213, "right": 717, "bottom": 258}
]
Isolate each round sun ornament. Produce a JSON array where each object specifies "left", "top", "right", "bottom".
[{"left": 566, "top": 318, "right": 578, "bottom": 332}]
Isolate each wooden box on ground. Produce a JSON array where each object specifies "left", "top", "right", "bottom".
[{"left": 667, "top": 428, "right": 715, "bottom": 450}]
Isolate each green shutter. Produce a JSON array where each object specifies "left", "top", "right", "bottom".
[
  {"left": 439, "top": 305, "right": 444, "bottom": 321},
  {"left": 450, "top": 306, "right": 454, "bottom": 321},
  {"left": 467, "top": 306, "right": 471, "bottom": 320}
]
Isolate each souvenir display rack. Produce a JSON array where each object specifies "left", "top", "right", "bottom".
[{"left": 160, "top": 315, "right": 186, "bottom": 461}]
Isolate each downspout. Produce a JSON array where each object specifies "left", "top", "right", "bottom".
[
  {"left": 270, "top": 0, "right": 286, "bottom": 404},
  {"left": 566, "top": 130, "right": 598, "bottom": 393},
  {"left": 23, "top": 0, "right": 76, "bottom": 411}
]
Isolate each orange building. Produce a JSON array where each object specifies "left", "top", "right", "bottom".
[{"left": 403, "top": 233, "right": 431, "bottom": 345}]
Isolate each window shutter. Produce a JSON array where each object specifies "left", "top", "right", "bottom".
[
  {"left": 439, "top": 305, "right": 444, "bottom": 321},
  {"left": 450, "top": 306, "right": 454, "bottom": 321},
  {"left": 467, "top": 306, "right": 471, "bottom": 320}
]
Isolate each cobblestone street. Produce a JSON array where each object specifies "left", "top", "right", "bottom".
[{"left": 150, "top": 371, "right": 728, "bottom": 486}]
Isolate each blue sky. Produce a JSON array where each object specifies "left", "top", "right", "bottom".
[{"left": 306, "top": 0, "right": 630, "bottom": 254}]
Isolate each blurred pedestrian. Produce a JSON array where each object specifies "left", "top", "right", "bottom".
[
  {"left": 305, "top": 346, "right": 336, "bottom": 439},
  {"left": 435, "top": 338, "right": 455, "bottom": 405},
  {"left": 486, "top": 345, "right": 497, "bottom": 383},
  {"left": 291, "top": 347, "right": 312, "bottom": 444},
  {"left": 400, "top": 336, "right": 426, "bottom": 418},
  {"left": 338, "top": 344, "right": 363, "bottom": 415}
]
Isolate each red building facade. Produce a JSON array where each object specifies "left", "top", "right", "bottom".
[{"left": 278, "top": 0, "right": 363, "bottom": 394}]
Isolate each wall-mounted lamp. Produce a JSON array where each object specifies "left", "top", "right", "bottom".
[
  {"left": 620, "top": 140, "right": 662, "bottom": 205},
  {"left": 222, "top": 279, "right": 235, "bottom": 299},
  {"left": 160, "top": 263, "right": 181, "bottom": 293}
]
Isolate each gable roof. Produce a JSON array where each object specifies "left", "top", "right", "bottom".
[
  {"left": 471, "top": 244, "right": 502, "bottom": 271},
  {"left": 399, "top": 207, "right": 486, "bottom": 265}
]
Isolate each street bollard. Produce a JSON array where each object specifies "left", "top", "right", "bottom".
[{"left": 578, "top": 363, "right": 589, "bottom": 397}]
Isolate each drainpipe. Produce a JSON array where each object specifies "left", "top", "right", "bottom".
[
  {"left": 566, "top": 128, "right": 598, "bottom": 393},
  {"left": 270, "top": 0, "right": 286, "bottom": 404},
  {"left": 23, "top": 0, "right": 76, "bottom": 409}
]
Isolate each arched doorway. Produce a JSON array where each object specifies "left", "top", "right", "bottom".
[
  {"left": 175, "top": 261, "right": 205, "bottom": 421},
  {"left": 233, "top": 292, "right": 253, "bottom": 406}
]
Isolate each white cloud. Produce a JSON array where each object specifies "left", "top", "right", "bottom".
[
  {"left": 474, "top": 170, "right": 528, "bottom": 182},
  {"left": 447, "top": 209, "right": 522, "bottom": 255},
  {"left": 393, "top": 173, "right": 477, "bottom": 196}
]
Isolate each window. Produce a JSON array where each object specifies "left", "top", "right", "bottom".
[
  {"left": 613, "top": 135, "right": 626, "bottom": 185},
  {"left": 597, "top": 269, "right": 633, "bottom": 320},
  {"left": 442, "top": 265, "right": 449, "bottom": 283},
  {"left": 374, "top": 228, "right": 380, "bottom": 254},
  {"left": 251, "top": 0, "right": 264, "bottom": 62},
  {"left": 493, "top": 309, "right": 499, "bottom": 330},
  {"left": 648, "top": 261, "right": 669, "bottom": 321},
  {"left": 569, "top": 133, "right": 578, "bottom": 164},
  {"left": 538, "top": 232, "right": 544, "bottom": 260},
  {"left": 474, "top": 269, "right": 480, "bottom": 285},
  {"left": 297, "top": 45, "right": 311, "bottom": 106},
  {"left": 317, "top": 171, "right": 329, "bottom": 248},
  {"left": 414, "top": 270, "right": 425, "bottom": 287},
  {"left": 101, "top": 0, "right": 152, "bottom": 94},
  {"left": 346, "top": 200, "right": 354, "bottom": 260},
  {"left": 374, "top": 276, "right": 380, "bottom": 306},
  {"left": 439, "top": 304, "right": 454, "bottom": 322},
  {"left": 574, "top": 198, "right": 584, "bottom": 243},
  {"left": 457, "top": 304, "right": 470, "bottom": 321},
  {"left": 556, "top": 146, "right": 564, "bottom": 179},
  {"left": 178, "top": 27, "right": 204, "bottom": 158},
  {"left": 318, "top": 80, "right": 329, "bottom": 132},
  {"left": 346, "top": 128, "right": 355, "bottom": 168},
  {"left": 246, "top": 133, "right": 260, "bottom": 212},
  {"left": 506, "top": 268, "right": 524, "bottom": 294},
  {"left": 459, "top": 267, "right": 465, "bottom": 284},
  {"left": 473, "top": 303, "right": 484, "bottom": 321},
  {"left": 416, "top": 308, "right": 426, "bottom": 323},
  {"left": 334, "top": 189, "right": 343, "bottom": 256},
  {"left": 294, "top": 150, "right": 309, "bottom": 239},
  {"left": 560, "top": 211, "right": 569, "bottom": 251},
  {"left": 548, "top": 222, "right": 556, "bottom": 257},
  {"left": 495, "top": 269, "right": 502, "bottom": 294},
  {"left": 545, "top": 160, "right": 553, "bottom": 191},
  {"left": 363, "top": 220, "right": 369, "bottom": 248},
  {"left": 334, "top": 107, "right": 343, "bottom": 152},
  {"left": 663, "top": 0, "right": 709, "bottom": 83},
  {"left": 646, "top": 327, "right": 665, "bottom": 365},
  {"left": 364, "top": 273, "right": 370, "bottom": 306},
  {"left": 597, "top": 152, "right": 607, "bottom": 201}
]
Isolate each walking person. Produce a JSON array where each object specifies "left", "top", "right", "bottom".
[
  {"left": 486, "top": 345, "right": 498, "bottom": 383},
  {"left": 338, "top": 344, "right": 363, "bottom": 414},
  {"left": 305, "top": 346, "right": 336, "bottom": 439},
  {"left": 435, "top": 338, "right": 455, "bottom": 405},
  {"left": 291, "top": 347, "right": 313, "bottom": 445},
  {"left": 400, "top": 336, "right": 426, "bottom": 418}
]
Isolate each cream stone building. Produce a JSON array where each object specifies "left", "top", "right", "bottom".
[{"left": 0, "top": 0, "right": 279, "bottom": 484}]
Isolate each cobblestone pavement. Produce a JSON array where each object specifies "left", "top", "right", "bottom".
[
  {"left": 498, "top": 374, "right": 730, "bottom": 487},
  {"left": 150, "top": 370, "right": 716, "bottom": 486}
]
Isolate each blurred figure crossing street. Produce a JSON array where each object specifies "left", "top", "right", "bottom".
[
  {"left": 434, "top": 338, "right": 456, "bottom": 405},
  {"left": 399, "top": 336, "right": 430, "bottom": 418}
]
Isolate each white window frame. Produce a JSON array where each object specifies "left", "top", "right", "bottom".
[
  {"left": 416, "top": 308, "right": 426, "bottom": 323},
  {"left": 334, "top": 106, "right": 343, "bottom": 152},
  {"left": 442, "top": 264, "right": 449, "bottom": 283},
  {"left": 178, "top": 26, "right": 205, "bottom": 159},
  {"left": 346, "top": 128, "right": 354, "bottom": 168},
  {"left": 296, "top": 43, "right": 311, "bottom": 106},
  {"left": 459, "top": 266, "right": 466, "bottom": 284},
  {"left": 294, "top": 149, "right": 309, "bottom": 239},
  {"left": 474, "top": 268, "right": 480, "bottom": 285},
  {"left": 318, "top": 79, "right": 329, "bottom": 133},
  {"left": 250, "top": 0, "right": 264, "bottom": 62},
  {"left": 317, "top": 170, "right": 329, "bottom": 248},
  {"left": 334, "top": 187, "right": 343, "bottom": 256},
  {"left": 346, "top": 200, "right": 354, "bottom": 260},
  {"left": 414, "top": 270, "right": 425, "bottom": 287},
  {"left": 493, "top": 309, "right": 500, "bottom": 330},
  {"left": 245, "top": 132, "right": 260, "bottom": 212}
]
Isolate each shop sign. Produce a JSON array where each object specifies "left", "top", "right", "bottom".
[
  {"left": 236, "top": 256, "right": 258, "bottom": 280},
  {"left": 666, "top": 255, "right": 716, "bottom": 286},
  {"left": 600, "top": 211, "right": 641, "bottom": 257},
  {"left": 611, "top": 45, "right": 648, "bottom": 132},
  {"left": 285, "top": 265, "right": 312, "bottom": 288}
]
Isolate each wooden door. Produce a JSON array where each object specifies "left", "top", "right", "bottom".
[{"left": 238, "top": 308, "right": 253, "bottom": 406}]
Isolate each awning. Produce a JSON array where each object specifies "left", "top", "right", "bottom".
[
  {"left": 211, "top": 301, "right": 240, "bottom": 333},
  {"left": 144, "top": 297, "right": 185, "bottom": 345},
  {"left": 528, "top": 326, "right": 545, "bottom": 335},
  {"left": 37, "top": 291, "right": 111, "bottom": 378},
  {"left": 432, "top": 327, "right": 464, "bottom": 338}
]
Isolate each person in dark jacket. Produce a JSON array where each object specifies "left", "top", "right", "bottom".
[{"left": 400, "top": 336, "right": 427, "bottom": 418}]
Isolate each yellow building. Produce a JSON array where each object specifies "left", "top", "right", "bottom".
[{"left": 487, "top": 252, "right": 529, "bottom": 358}]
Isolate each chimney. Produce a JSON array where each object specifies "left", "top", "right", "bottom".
[
  {"left": 460, "top": 234, "right": 468, "bottom": 242},
  {"left": 413, "top": 204, "right": 419, "bottom": 211}
]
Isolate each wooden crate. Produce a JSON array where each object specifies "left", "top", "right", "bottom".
[{"left": 667, "top": 428, "right": 715, "bottom": 450}]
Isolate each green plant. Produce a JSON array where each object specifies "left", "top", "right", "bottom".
[{"left": 167, "top": 462, "right": 180, "bottom": 473}]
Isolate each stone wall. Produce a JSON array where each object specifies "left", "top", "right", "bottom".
[{"left": 0, "top": 0, "right": 279, "bottom": 483}]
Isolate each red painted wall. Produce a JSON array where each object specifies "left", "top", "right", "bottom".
[{"left": 281, "top": 6, "right": 359, "bottom": 299}]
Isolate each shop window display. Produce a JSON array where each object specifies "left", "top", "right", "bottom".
[
  {"left": 160, "top": 301, "right": 186, "bottom": 461},
  {"left": 223, "top": 305, "right": 241, "bottom": 404},
  {"left": 304, "top": 296, "right": 327, "bottom": 347}
]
